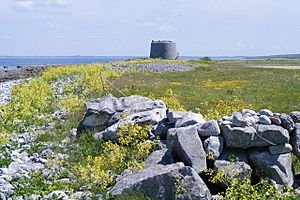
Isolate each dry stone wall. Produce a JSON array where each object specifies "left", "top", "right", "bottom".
[{"left": 77, "top": 95, "right": 300, "bottom": 199}]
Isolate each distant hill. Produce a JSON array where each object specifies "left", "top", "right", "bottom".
[{"left": 248, "top": 54, "right": 300, "bottom": 60}]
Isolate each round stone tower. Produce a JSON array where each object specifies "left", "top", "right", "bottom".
[{"left": 150, "top": 40, "right": 178, "bottom": 60}]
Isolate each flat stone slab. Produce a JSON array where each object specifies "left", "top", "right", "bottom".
[
  {"left": 167, "top": 126, "right": 207, "bottom": 173},
  {"left": 221, "top": 124, "right": 289, "bottom": 148}
]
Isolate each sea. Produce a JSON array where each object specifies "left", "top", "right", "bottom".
[{"left": 0, "top": 56, "right": 248, "bottom": 68}]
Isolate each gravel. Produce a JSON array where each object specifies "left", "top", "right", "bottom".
[
  {"left": 0, "top": 79, "right": 25, "bottom": 105},
  {"left": 111, "top": 62, "right": 194, "bottom": 72}
]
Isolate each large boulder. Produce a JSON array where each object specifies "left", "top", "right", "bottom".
[
  {"left": 290, "top": 123, "right": 300, "bottom": 160},
  {"left": 144, "top": 148, "right": 174, "bottom": 168},
  {"left": 221, "top": 124, "right": 289, "bottom": 148},
  {"left": 77, "top": 95, "right": 118, "bottom": 134},
  {"left": 110, "top": 163, "right": 211, "bottom": 200},
  {"left": 248, "top": 150, "right": 294, "bottom": 187},
  {"left": 268, "top": 144, "right": 292, "bottom": 155},
  {"left": 198, "top": 120, "right": 221, "bottom": 137},
  {"left": 167, "top": 110, "right": 187, "bottom": 124},
  {"left": 231, "top": 113, "right": 248, "bottom": 127},
  {"left": 213, "top": 160, "right": 252, "bottom": 186},
  {"left": 174, "top": 112, "right": 205, "bottom": 128},
  {"left": 203, "top": 136, "right": 224, "bottom": 160},
  {"left": 94, "top": 108, "right": 167, "bottom": 142},
  {"left": 77, "top": 95, "right": 166, "bottom": 135},
  {"left": 167, "top": 126, "right": 207, "bottom": 173},
  {"left": 290, "top": 111, "right": 300, "bottom": 123},
  {"left": 280, "top": 113, "right": 295, "bottom": 132},
  {"left": 259, "top": 109, "right": 274, "bottom": 117}
]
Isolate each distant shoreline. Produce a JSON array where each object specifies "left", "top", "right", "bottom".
[{"left": 0, "top": 66, "right": 47, "bottom": 82}]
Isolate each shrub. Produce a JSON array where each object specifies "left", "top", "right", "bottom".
[
  {"left": 200, "top": 57, "right": 212, "bottom": 61},
  {"left": 76, "top": 123, "right": 155, "bottom": 193}
]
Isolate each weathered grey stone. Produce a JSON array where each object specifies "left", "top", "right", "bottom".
[
  {"left": 167, "top": 126, "right": 207, "bottom": 173},
  {"left": 248, "top": 150, "right": 294, "bottom": 187},
  {"left": 291, "top": 124, "right": 300, "bottom": 160},
  {"left": 203, "top": 136, "right": 224, "bottom": 160},
  {"left": 270, "top": 116, "right": 281, "bottom": 126},
  {"left": 77, "top": 95, "right": 119, "bottom": 134},
  {"left": 144, "top": 148, "right": 174, "bottom": 168},
  {"left": 175, "top": 112, "right": 205, "bottom": 128},
  {"left": 280, "top": 113, "right": 295, "bottom": 132},
  {"left": 167, "top": 110, "right": 187, "bottom": 124},
  {"left": 222, "top": 116, "right": 232, "bottom": 121},
  {"left": 218, "top": 149, "right": 248, "bottom": 163},
  {"left": 154, "top": 118, "right": 173, "bottom": 140},
  {"left": 245, "top": 116, "right": 257, "bottom": 126},
  {"left": 221, "top": 124, "right": 289, "bottom": 148},
  {"left": 220, "top": 120, "right": 231, "bottom": 125},
  {"left": 125, "top": 99, "right": 166, "bottom": 114},
  {"left": 7, "top": 162, "right": 20, "bottom": 175},
  {"left": 213, "top": 160, "right": 252, "bottom": 185},
  {"left": 77, "top": 95, "right": 166, "bottom": 135},
  {"left": 110, "top": 162, "right": 211, "bottom": 200},
  {"left": 231, "top": 113, "right": 247, "bottom": 127},
  {"left": 0, "top": 182, "right": 13, "bottom": 196},
  {"left": 268, "top": 144, "right": 292, "bottom": 155},
  {"left": 40, "top": 149, "right": 54, "bottom": 159},
  {"left": 258, "top": 115, "right": 271, "bottom": 125},
  {"left": 259, "top": 109, "right": 274, "bottom": 117},
  {"left": 290, "top": 111, "right": 300, "bottom": 123},
  {"left": 241, "top": 109, "right": 256, "bottom": 116},
  {"left": 198, "top": 120, "right": 221, "bottom": 137},
  {"left": 95, "top": 108, "right": 167, "bottom": 142}
]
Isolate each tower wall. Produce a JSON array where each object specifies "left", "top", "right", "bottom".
[{"left": 150, "top": 40, "right": 178, "bottom": 60}]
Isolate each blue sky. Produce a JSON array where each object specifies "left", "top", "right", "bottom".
[{"left": 1, "top": 0, "right": 300, "bottom": 56}]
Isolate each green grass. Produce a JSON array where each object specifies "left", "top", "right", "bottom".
[{"left": 110, "top": 60, "right": 300, "bottom": 116}]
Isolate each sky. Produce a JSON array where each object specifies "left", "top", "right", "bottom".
[{"left": 1, "top": 0, "right": 300, "bottom": 56}]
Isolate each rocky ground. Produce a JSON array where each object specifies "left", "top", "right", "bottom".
[
  {"left": 111, "top": 62, "right": 195, "bottom": 72},
  {"left": 0, "top": 66, "right": 46, "bottom": 83}
]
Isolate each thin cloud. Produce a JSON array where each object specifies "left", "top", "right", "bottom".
[{"left": 13, "top": 0, "right": 71, "bottom": 11}]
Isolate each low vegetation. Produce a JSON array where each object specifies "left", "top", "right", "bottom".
[{"left": 1, "top": 59, "right": 300, "bottom": 198}]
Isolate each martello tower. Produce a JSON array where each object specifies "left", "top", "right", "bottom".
[{"left": 150, "top": 40, "right": 178, "bottom": 60}]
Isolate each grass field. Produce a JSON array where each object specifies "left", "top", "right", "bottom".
[{"left": 110, "top": 60, "right": 300, "bottom": 119}]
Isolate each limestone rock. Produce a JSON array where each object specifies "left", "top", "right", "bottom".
[
  {"left": 241, "top": 109, "right": 256, "bottom": 116},
  {"left": 221, "top": 124, "right": 289, "bottom": 148},
  {"left": 144, "top": 148, "right": 174, "bottom": 168},
  {"left": 231, "top": 113, "right": 247, "bottom": 127},
  {"left": 154, "top": 118, "right": 173, "bottom": 140},
  {"left": 280, "top": 113, "right": 295, "bottom": 132},
  {"left": 259, "top": 109, "right": 274, "bottom": 117},
  {"left": 290, "top": 124, "right": 300, "bottom": 160},
  {"left": 203, "top": 136, "right": 224, "bottom": 160},
  {"left": 248, "top": 150, "right": 294, "bottom": 187},
  {"left": 213, "top": 160, "right": 252, "bottom": 185},
  {"left": 258, "top": 115, "right": 271, "bottom": 125},
  {"left": 167, "top": 110, "right": 187, "bottom": 124},
  {"left": 268, "top": 144, "right": 292, "bottom": 155},
  {"left": 167, "top": 126, "right": 207, "bottom": 173},
  {"left": 174, "top": 112, "right": 205, "bottom": 128},
  {"left": 290, "top": 111, "right": 300, "bottom": 123},
  {"left": 110, "top": 163, "right": 211, "bottom": 200},
  {"left": 77, "top": 95, "right": 166, "bottom": 135},
  {"left": 198, "top": 120, "right": 221, "bottom": 137},
  {"left": 270, "top": 116, "right": 281, "bottom": 126},
  {"left": 95, "top": 108, "right": 167, "bottom": 142}
]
